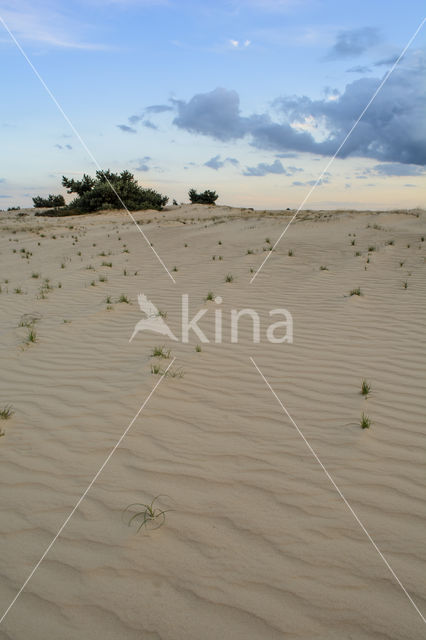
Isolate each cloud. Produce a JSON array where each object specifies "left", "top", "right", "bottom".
[
  {"left": 144, "top": 105, "right": 174, "bottom": 114},
  {"left": 134, "top": 156, "right": 152, "bottom": 172},
  {"left": 243, "top": 159, "right": 302, "bottom": 177},
  {"left": 366, "top": 163, "right": 426, "bottom": 177},
  {"left": 142, "top": 120, "right": 158, "bottom": 130},
  {"left": 204, "top": 155, "right": 239, "bottom": 170},
  {"left": 346, "top": 65, "right": 372, "bottom": 74},
  {"left": 0, "top": 2, "right": 108, "bottom": 50},
  {"left": 229, "top": 39, "right": 251, "bottom": 49},
  {"left": 142, "top": 50, "right": 426, "bottom": 165},
  {"left": 54, "top": 143, "right": 73, "bottom": 150},
  {"left": 326, "top": 27, "right": 381, "bottom": 59},
  {"left": 172, "top": 88, "right": 250, "bottom": 141},
  {"left": 0, "top": 178, "right": 5, "bottom": 183},
  {"left": 292, "top": 177, "right": 330, "bottom": 186},
  {"left": 0, "top": 194, "right": 11, "bottom": 198},
  {"left": 117, "top": 124, "right": 137, "bottom": 134}
]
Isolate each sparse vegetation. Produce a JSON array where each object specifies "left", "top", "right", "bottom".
[
  {"left": 118, "top": 294, "right": 130, "bottom": 303},
  {"left": 0, "top": 405, "right": 14, "bottom": 420},
  {"left": 124, "top": 496, "right": 170, "bottom": 533},
  {"left": 349, "top": 287, "right": 361, "bottom": 296},
  {"left": 205, "top": 291, "right": 214, "bottom": 301},
  {"left": 360, "top": 413, "right": 371, "bottom": 429},
  {"left": 150, "top": 345, "right": 170, "bottom": 359},
  {"left": 361, "top": 379, "right": 371, "bottom": 397},
  {"left": 225, "top": 273, "right": 234, "bottom": 283}
]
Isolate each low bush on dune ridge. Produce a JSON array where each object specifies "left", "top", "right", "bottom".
[
  {"left": 32, "top": 194, "right": 65, "bottom": 208},
  {"left": 188, "top": 188, "right": 218, "bottom": 205},
  {"left": 62, "top": 170, "right": 168, "bottom": 213}
]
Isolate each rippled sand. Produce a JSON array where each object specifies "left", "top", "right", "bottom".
[{"left": 0, "top": 205, "right": 425, "bottom": 639}]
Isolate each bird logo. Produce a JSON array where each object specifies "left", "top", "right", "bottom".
[{"left": 129, "top": 294, "right": 178, "bottom": 342}]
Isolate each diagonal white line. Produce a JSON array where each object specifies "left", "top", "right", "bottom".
[
  {"left": 0, "top": 357, "right": 175, "bottom": 625},
  {"left": 250, "top": 17, "right": 426, "bottom": 284},
  {"left": 250, "top": 356, "right": 426, "bottom": 625},
  {"left": 0, "top": 15, "right": 176, "bottom": 284}
]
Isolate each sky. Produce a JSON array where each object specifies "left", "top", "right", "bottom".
[{"left": 0, "top": 0, "right": 425, "bottom": 210}]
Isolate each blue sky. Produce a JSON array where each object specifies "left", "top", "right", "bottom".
[{"left": 0, "top": 0, "right": 425, "bottom": 209}]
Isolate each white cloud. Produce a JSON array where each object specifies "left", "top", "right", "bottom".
[{"left": 0, "top": 2, "right": 108, "bottom": 50}]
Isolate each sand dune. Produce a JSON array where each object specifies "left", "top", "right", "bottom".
[{"left": 0, "top": 205, "right": 425, "bottom": 639}]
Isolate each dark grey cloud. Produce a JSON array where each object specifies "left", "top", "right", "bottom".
[
  {"left": 134, "top": 50, "right": 425, "bottom": 166},
  {"left": 366, "top": 163, "right": 426, "bottom": 177},
  {"left": 243, "top": 159, "right": 302, "bottom": 177},
  {"left": 172, "top": 88, "right": 251, "bottom": 141},
  {"left": 204, "top": 155, "right": 239, "bottom": 170},
  {"left": 327, "top": 27, "right": 381, "bottom": 59},
  {"left": 117, "top": 124, "right": 137, "bottom": 134}
]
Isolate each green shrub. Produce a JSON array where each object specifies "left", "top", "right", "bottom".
[
  {"left": 32, "top": 194, "right": 65, "bottom": 208},
  {"left": 188, "top": 188, "right": 218, "bottom": 205},
  {"left": 62, "top": 170, "right": 168, "bottom": 213}
]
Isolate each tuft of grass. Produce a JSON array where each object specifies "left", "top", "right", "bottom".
[
  {"left": 403, "top": 280, "right": 408, "bottom": 289},
  {"left": 355, "top": 251, "right": 361, "bottom": 256},
  {"left": 124, "top": 496, "right": 170, "bottom": 533},
  {"left": 212, "top": 255, "right": 216, "bottom": 261},
  {"left": 195, "top": 344, "right": 202, "bottom": 352},
  {"left": 31, "top": 272, "right": 40, "bottom": 279},
  {"left": 90, "top": 280, "right": 96, "bottom": 287},
  {"left": 105, "top": 295, "right": 112, "bottom": 304},
  {"left": 99, "top": 275, "right": 108, "bottom": 282},
  {"left": 118, "top": 294, "right": 130, "bottom": 303},
  {"left": 218, "top": 255, "right": 223, "bottom": 260},
  {"left": 225, "top": 273, "right": 233, "bottom": 283},
  {"left": 319, "top": 265, "right": 328, "bottom": 270},
  {"left": 157, "top": 309, "right": 167, "bottom": 318},
  {"left": 288, "top": 249, "right": 293, "bottom": 256},
  {"left": 368, "top": 246, "right": 376, "bottom": 252},
  {"left": 386, "top": 239, "right": 394, "bottom": 246},
  {"left": 351, "top": 239, "right": 355, "bottom": 246},
  {"left": 218, "top": 240, "right": 222, "bottom": 245},
  {"left": 247, "top": 248, "right": 254, "bottom": 254},
  {"left": 361, "top": 379, "right": 371, "bottom": 397},
  {"left": 360, "top": 412, "right": 371, "bottom": 429},
  {"left": 399, "top": 261, "right": 404, "bottom": 267},
  {"left": 0, "top": 405, "right": 14, "bottom": 420},
  {"left": 151, "top": 363, "right": 163, "bottom": 375},
  {"left": 205, "top": 291, "right": 214, "bottom": 301},
  {"left": 150, "top": 345, "right": 170, "bottom": 359},
  {"left": 26, "top": 328, "right": 37, "bottom": 344},
  {"left": 172, "top": 266, "right": 178, "bottom": 272},
  {"left": 101, "top": 261, "right": 112, "bottom": 267},
  {"left": 349, "top": 287, "right": 361, "bottom": 296}
]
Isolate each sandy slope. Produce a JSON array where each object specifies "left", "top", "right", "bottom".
[{"left": 0, "top": 205, "right": 425, "bottom": 639}]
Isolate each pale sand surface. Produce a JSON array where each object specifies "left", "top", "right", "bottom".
[{"left": 0, "top": 205, "right": 425, "bottom": 639}]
